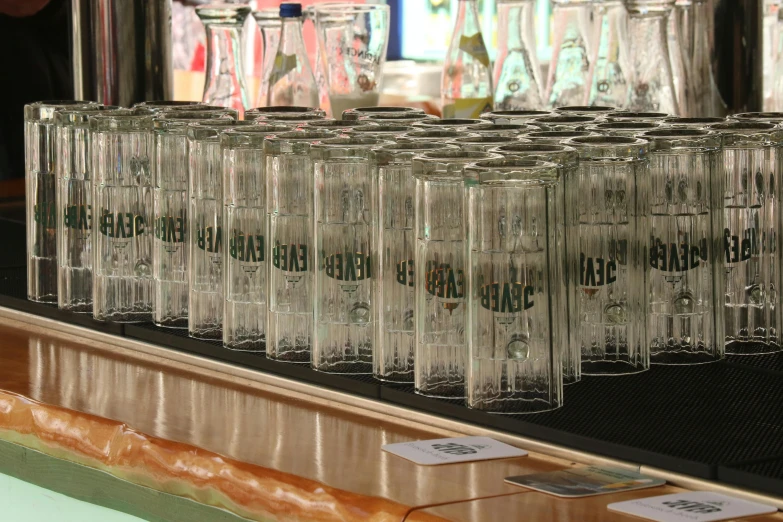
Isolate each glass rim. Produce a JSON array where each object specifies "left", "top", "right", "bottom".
[
  {"left": 641, "top": 128, "right": 715, "bottom": 138},
  {"left": 399, "top": 129, "right": 465, "bottom": 138},
  {"left": 565, "top": 135, "right": 648, "bottom": 146},
  {"left": 313, "top": 3, "right": 390, "bottom": 14},
  {"left": 532, "top": 115, "right": 597, "bottom": 123},
  {"left": 416, "top": 118, "right": 487, "bottom": 126},
  {"left": 347, "top": 124, "right": 412, "bottom": 133},
  {"left": 590, "top": 121, "right": 661, "bottom": 129},
  {"left": 195, "top": 4, "right": 251, "bottom": 22},
  {"left": 312, "top": 136, "right": 392, "bottom": 147},
  {"left": 555, "top": 105, "right": 618, "bottom": 113},
  {"left": 450, "top": 136, "right": 523, "bottom": 144},
  {"left": 663, "top": 116, "right": 725, "bottom": 124},
  {"left": 345, "top": 106, "right": 423, "bottom": 114},
  {"left": 606, "top": 111, "right": 670, "bottom": 120},
  {"left": 265, "top": 130, "right": 337, "bottom": 141},
  {"left": 247, "top": 105, "right": 323, "bottom": 114},
  {"left": 54, "top": 106, "right": 123, "bottom": 124},
  {"left": 709, "top": 121, "right": 778, "bottom": 132},
  {"left": 89, "top": 112, "right": 154, "bottom": 131},
  {"left": 466, "top": 123, "right": 533, "bottom": 131},
  {"left": 222, "top": 125, "right": 294, "bottom": 136},
  {"left": 132, "top": 100, "right": 203, "bottom": 108},
  {"left": 528, "top": 130, "right": 595, "bottom": 138},
  {"left": 365, "top": 112, "right": 433, "bottom": 121},
  {"left": 482, "top": 110, "right": 551, "bottom": 117},
  {"left": 414, "top": 150, "right": 500, "bottom": 161},
  {"left": 305, "top": 119, "right": 374, "bottom": 128},
  {"left": 732, "top": 112, "right": 783, "bottom": 121},
  {"left": 493, "top": 143, "right": 576, "bottom": 154},
  {"left": 25, "top": 100, "right": 99, "bottom": 121},
  {"left": 255, "top": 113, "right": 326, "bottom": 122},
  {"left": 376, "top": 142, "right": 459, "bottom": 152}
]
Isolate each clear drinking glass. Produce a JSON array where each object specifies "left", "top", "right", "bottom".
[
  {"left": 264, "top": 130, "right": 336, "bottom": 361},
  {"left": 312, "top": 136, "right": 393, "bottom": 373},
  {"left": 555, "top": 105, "right": 620, "bottom": 116},
  {"left": 489, "top": 143, "right": 581, "bottom": 385},
  {"left": 441, "top": 0, "right": 493, "bottom": 118},
  {"left": 246, "top": 105, "right": 326, "bottom": 121},
  {"left": 545, "top": 0, "right": 602, "bottom": 108},
  {"left": 267, "top": 3, "right": 319, "bottom": 109},
  {"left": 731, "top": 112, "right": 783, "bottom": 124},
  {"left": 466, "top": 159, "right": 565, "bottom": 413},
  {"left": 187, "top": 120, "right": 256, "bottom": 340},
  {"left": 530, "top": 115, "right": 597, "bottom": 131},
  {"left": 709, "top": 121, "right": 783, "bottom": 354},
  {"left": 221, "top": 126, "right": 303, "bottom": 352},
  {"left": 345, "top": 124, "right": 415, "bottom": 139},
  {"left": 586, "top": 121, "right": 662, "bottom": 137},
  {"left": 624, "top": 0, "right": 680, "bottom": 114},
  {"left": 464, "top": 122, "right": 537, "bottom": 137},
  {"left": 563, "top": 136, "right": 650, "bottom": 375},
  {"left": 196, "top": 4, "right": 252, "bottom": 117},
  {"left": 397, "top": 130, "right": 478, "bottom": 144},
  {"left": 342, "top": 106, "right": 425, "bottom": 121},
  {"left": 589, "top": 0, "right": 630, "bottom": 108},
  {"left": 252, "top": 9, "right": 282, "bottom": 109},
  {"left": 152, "top": 111, "right": 236, "bottom": 329},
  {"left": 413, "top": 118, "right": 487, "bottom": 131},
  {"left": 363, "top": 113, "right": 436, "bottom": 126},
  {"left": 372, "top": 142, "right": 459, "bottom": 383},
  {"left": 303, "top": 118, "right": 375, "bottom": 132},
  {"left": 314, "top": 4, "right": 391, "bottom": 117},
  {"left": 133, "top": 101, "right": 205, "bottom": 111},
  {"left": 413, "top": 150, "right": 501, "bottom": 398},
  {"left": 493, "top": 0, "right": 544, "bottom": 110},
  {"left": 26, "top": 100, "right": 97, "bottom": 303},
  {"left": 254, "top": 113, "right": 326, "bottom": 126},
  {"left": 662, "top": 116, "right": 726, "bottom": 129},
  {"left": 90, "top": 111, "right": 155, "bottom": 322},
  {"left": 55, "top": 105, "right": 119, "bottom": 313},
  {"left": 641, "top": 129, "right": 724, "bottom": 364},
  {"left": 527, "top": 130, "right": 597, "bottom": 145},
  {"left": 605, "top": 111, "right": 670, "bottom": 122},
  {"left": 449, "top": 136, "right": 526, "bottom": 152},
  {"left": 480, "top": 110, "right": 551, "bottom": 124}
]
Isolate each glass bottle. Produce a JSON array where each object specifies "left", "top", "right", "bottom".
[
  {"left": 441, "top": 0, "right": 494, "bottom": 119},
  {"left": 466, "top": 159, "right": 565, "bottom": 413},
  {"left": 588, "top": 0, "right": 630, "bottom": 108},
  {"left": 196, "top": 5, "right": 252, "bottom": 117},
  {"left": 624, "top": 0, "right": 680, "bottom": 114},
  {"left": 493, "top": 0, "right": 544, "bottom": 110},
  {"left": 266, "top": 3, "right": 319, "bottom": 109},
  {"left": 545, "top": 0, "right": 602, "bottom": 108},
  {"left": 252, "top": 9, "right": 282, "bottom": 109}
]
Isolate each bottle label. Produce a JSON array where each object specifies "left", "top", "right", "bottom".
[
  {"left": 458, "top": 33, "right": 490, "bottom": 67},
  {"left": 442, "top": 97, "right": 493, "bottom": 119},
  {"left": 272, "top": 53, "right": 298, "bottom": 79}
]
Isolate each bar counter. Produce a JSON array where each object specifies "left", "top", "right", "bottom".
[{"left": 0, "top": 306, "right": 780, "bottom": 521}]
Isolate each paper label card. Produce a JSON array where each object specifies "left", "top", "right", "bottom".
[
  {"left": 381, "top": 436, "right": 527, "bottom": 466},
  {"left": 608, "top": 491, "right": 778, "bottom": 522},
  {"left": 505, "top": 466, "right": 665, "bottom": 498}
]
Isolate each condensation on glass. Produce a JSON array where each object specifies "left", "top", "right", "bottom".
[
  {"left": 642, "top": 129, "right": 725, "bottom": 364},
  {"left": 311, "top": 136, "right": 392, "bottom": 373},
  {"left": 413, "top": 150, "right": 501, "bottom": 398},
  {"left": 264, "top": 130, "right": 335, "bottom": 361},
  {"left": 26, "top": 100, "right": 97, "bottom": 303},
  {"left": 489, "top": 143, "right": 581, "bottom": 385},
  {"left": 564, "top": 136, "right": 650, "bottom": 375},
  {"left": 372, "top": 142, "right": 459, "bottom": 383},
  {"left": 466, "top": 159, "right": 565, "bottom": 413},
  {"left": 90, "top": 111, "right": 155, "bottom": 322},
  {"left": 710, "top": 121, "right": 783, "bottom": 355}
]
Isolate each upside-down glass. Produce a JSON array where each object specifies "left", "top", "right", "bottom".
[
  {"left": 464, "top": 123, "right": 537, "bottom": 137},
  {"left": 605, "top": 111, "right": 670, "bottom": 122},
  {"left": 490, "top": 143, "right": 581, "bottom": 385},
  {"left": 363, "top": 113, "right": 436, "bottom": 126},
  {"left": 564, "top": 136, "right": 650, "bottom": 375},
  {"left": 397, "top": 130, "right": 478, "bottom": 144},
  {"left": 589, "top": 0, "right": 630, "bottom": 108},
  {"left": 372, "top": 142, "right": 459, "bottom": 383},
  {"left": 303, "top": 118, "right": 375, "bottom": 132},
  {"left": 662, "top": 116, "right": 726, "bottom": 129},
  {"left": 449, "top": 135, "right": 526, "bottom": 152},
  {"left": 90, "top": 112, "right": 155, "bottom": 322},
  {"left": 555, "top": 105, "right": 620, "bottom": 116},
  {"left": 586, "top": 121, "right": 662, "bottom": 137},
  {"left": 342, "top": 106, "right": 425, "bottom": 121},
  {"left": 196, "top": 5, "right": 251, "bottom": 117},
  {"left": 252, "top": 9, "right": 282, "bottom": 109},
  {"left": 264, "top": 130, "right": 335, "bottom": 361},
  {"left": 466, "top": 159, "right": 565, "bottom": 413},
  {"left": 527, "top": 130, "right": 597, "bottom": 145},
  {"left": 246, "top": 105, "right": 326, "bottom": 121},
  {"left": 314, "top": 4, "right": 391, "bottom": 117},
  {"left": 624, "top": 0, "right": 679, "bottom": 114},
  {"left": 480, "top": 110, "right": 551, "bottom": 124},
  {"left": 132, "top": 101, "right": 205, "bottom": 111},
  {"left": 312, "top": 136, "right": 393, "bottom": 373},
  {"left": 530, "top": 115, "right": 597, "bottom": 131},
  {"left": 709, "top": 121, "right": 783, "bottom": 354},
  {"left": 413, "top": 150, "right": 501, "bottom": 398},
  {"left": 55, "top": 105, "right": 119, "bottom": 313},
  {"left": 493, "top": 0, "right": 544, "bottom": 110},
  {"left": 221, "top": 126, "right": 303, "bottom": 352},
  {"left": 255, "top": 113, "right": 326, "bottom": 126},
  {"left": 413, "top": 118, "right": 487, "bottom": 131},
  {"left": 187, "top": 120, "right": 256, "bottom": 340},
  {"left": 26, "top": 100, "right": 96, "bottom": 303},
  {"left": 642, "top": 129, "right": 724, "bottom": 364},
  {"left": 545, "top": 0, "right": 602, "bottom": 108},
  {"left": 152, "top": 110, "right": 236, "bottom": 329},
  {"left": 345, "top": 124, "right": 414, "bottom": 139}
]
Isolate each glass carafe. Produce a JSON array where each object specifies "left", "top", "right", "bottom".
[
  {"left": 441, "top": 0, "right": 494, "bottom": 118},
  {"left": 493, "top": 0, "right": 544, "bottom": 110},
  {"left": 545, "top": 0, "right": 602, "bottom": 108},
  {"left": 196, "top": 4, "right": 252, "bottom": 117},
  {"left": 589, "top": 0, "right": 630, "bottom": 108},
  {"left": 252, "top": 9, "right": 282, "bottom": 109},
  {"left": 624, "top": 0, "right": 679, "bottom": 114}
]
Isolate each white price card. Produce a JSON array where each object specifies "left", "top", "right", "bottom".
[
  {"left": 381, "top": 436, "right": 527, "bottom": 466},
  {"left": 608, "top": 491, "right": 778, "bottom": 522}
]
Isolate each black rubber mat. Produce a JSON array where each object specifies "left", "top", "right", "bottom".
[{"left": 718, "top": 457, "right": 783, "bottom": 497}]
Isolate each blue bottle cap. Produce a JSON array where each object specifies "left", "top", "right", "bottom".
[{"left": 279, "top": 3, "right": 302, "bottom": 18}]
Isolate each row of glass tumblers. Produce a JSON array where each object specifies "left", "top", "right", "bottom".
[{"left": 25, "top": 101, "right": 783, "bottom": 415}]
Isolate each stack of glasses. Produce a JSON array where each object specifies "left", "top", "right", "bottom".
[{"left": 26, "top": 102, "right": 783, "bottom": 415}]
